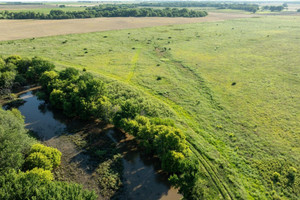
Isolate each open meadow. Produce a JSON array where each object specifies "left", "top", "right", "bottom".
[{"left": 0, "top": 11, "right": 299, "bottom": 200}]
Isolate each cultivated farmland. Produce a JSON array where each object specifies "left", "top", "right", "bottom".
[{"left": 0, "top": 12, "right": 255, "bottom": 41}]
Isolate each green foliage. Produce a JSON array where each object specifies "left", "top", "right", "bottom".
[
  {"left": 0, "top": 5, "right": 208, "bottom": 19},
  {"left": 50, "top": 89, "right": 65, "bottom": 109},
  {"left": 0, "top": 58, "right": 5, "bottom": 69},
  {"left": 0, "top": 109, "right": 35, "bottom": 173},
  {"left": 29, "top": 143, "right": 62, "bottom": 169},
  {"left": 273, "top": 172, "right": 280, "bottom": 182},
  {"left": 139, "top": 2, "right": 259, "bottom": 13},
  {"left": 39, "top": 70, "right": 59, "bottom": 91},
  {"left": 0, "top": 71, "right": 16, "bottom": 90},
  {"left": 0, "top": 55, "right": 57, "bottom": 93},
  {"left": 262, "top": 5, "right": 284, "bottom": 12},
  {"left": 0, "top": 109, "right": 96, "bottom": 200},
  {"left": 41, "top": 67, "right": 107, "bottom": 119},
  {"left": 25, "top": 167, "right": 53, "bottom": 181},
  {"left": 161, "top": 150, "right": 185, "bottom": 173},
  {"left": 25, "top": 152, "right": 53, "bottom": 170},
  {"left": 254, "top": 159, "right": 299, "bottom": 198},
  {"left": 0, "top": 170, "right": 97, "bottom": 200},
  {"left": 25, "top": 57, "right": 55, "bottom": 82},
  {"left": 96, "top": 154, "right": 122, "bottom": 198},
  {"left": 5, "top": 55, "right": 22, "bottom": 65},
  {"left": 121, "top": 115, "right": 190, "bottom": 174},
  {"left": 169, "top": 159, "right": 206, "bottom": 200}
]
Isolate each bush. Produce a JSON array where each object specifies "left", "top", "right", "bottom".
[
  {"left": 29, "top": 144, "right": 62, "bottom": 169},
  {"left": 5, "top": 55, "right": 22, "bottom": 65},
  {"left": 0, "top": 109, "right": 35, "bottom": 174},
  {"left": 0, "top": 170, "right": 97, "bottom": 200},
  {"left": 25, "top": 167, "right": 53, "bottom": 182},
  {"left": 25, "top": 57, "right": 55, "bottom": 82},
  {"left": 25, "top": 152, "right": 53, "bottom": 170}
]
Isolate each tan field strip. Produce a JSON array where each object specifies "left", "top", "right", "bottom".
[{"left": 0, "top": 12, "right": 255, "bottom": 41}]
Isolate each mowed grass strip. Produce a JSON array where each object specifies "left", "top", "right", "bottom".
[{"left": 0, "top": 15, "right": 299, "bottom": 199}]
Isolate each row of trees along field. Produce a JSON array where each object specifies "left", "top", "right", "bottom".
[
  {"left": 0, "top": 55, "right": 204, "bottom": 199},
  {"left": 262, "top": 5, "right": 285, "bottom": 12},
  {"left": 138, "top": 2, "right": 260, "bottom": 13},
  {"left": 0, "top": 5, "right": 207, "bottom": 19}
]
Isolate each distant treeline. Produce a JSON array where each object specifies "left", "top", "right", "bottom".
[
  {"left": 0, "top": 5, "right": 207, "bottom": 19},
  {"left": 138, "top": 2, "right": 259, "bottom": 13},
  {"left": 262, "top": 5, "right": 285, "bottom": 12}
]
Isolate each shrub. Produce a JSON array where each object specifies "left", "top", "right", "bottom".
[
  {"left": 29, "top": 144, "right": 62, "bottom": 169},
  {"left": 25, "top": 167, "right": 53, "bottom": 182},
  {"left": 25, "top": 152, "right": 53, "bottom": 170},
  {"left": 272, "top": 172, "right": 280, "bottom": 182},
  {"left": 0, "top": 170, "right": 97, "bottom": 200},
  {"left": 0, "top": 109, "right": 35, "bottom": 174},
  {"left": 25, "top": 57, "right": 55, "bottom": 82},
  {"left": 5, "top": 55, "right": 22, "bottom": 65}
]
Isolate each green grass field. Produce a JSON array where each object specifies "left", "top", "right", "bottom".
[{"left": 0, "top": 15, "right": 299, "bottom": 199}]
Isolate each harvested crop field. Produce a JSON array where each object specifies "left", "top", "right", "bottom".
[{"left": 0, "top": 12, "right": 255, "bottom": 41}]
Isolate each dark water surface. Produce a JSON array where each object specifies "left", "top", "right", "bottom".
[{"left": 16, "top": 91, "right": 182, "bottom": 200}]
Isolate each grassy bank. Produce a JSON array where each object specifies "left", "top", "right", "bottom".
[{"left": 0, "top": 15, "right": 299, "bottom": 199}]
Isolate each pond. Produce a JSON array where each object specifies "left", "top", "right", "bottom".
[{"left": 15, "top": 91, "right": 182, "bottom": 200}]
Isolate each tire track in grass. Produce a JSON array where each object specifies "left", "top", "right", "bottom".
[
  {"left": 126, "top": 48, "right": 141, "bottom": 83},
  {"left": 152, "top": 48, "right": 234, "bottom": 199}
]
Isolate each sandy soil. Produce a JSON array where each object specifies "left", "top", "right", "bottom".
[{"left": 0, "top": 12, "right": 255, "bottom": 41}]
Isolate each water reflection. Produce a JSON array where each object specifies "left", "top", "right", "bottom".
[
  {"left": 108, "top": 130, "right": 182, "bottom": 200},
  {"left": 17, "top": 92, "right": 67, "bottom": 141}
]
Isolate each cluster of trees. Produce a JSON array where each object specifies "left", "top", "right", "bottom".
[
  {"left": 0, "top": 55, "right": 54, "bottom": 95},
  {"left": 262, "top": 5, "right": 285, "bottom": 12},
  {"left": 139, "top": 2, "right": 259, "bottom": 13},
  {"left": 37, "top": 63, "right": 202, "bottom": 198},
  {"left": 0, "top": 55, "right": 209, "bottom": 199},
  {"left": 0, "top": 108, "right": 97, "bottom": 199},
  {"left": 0, "top": 5, "right": 207, "bottom": 19},
  {"left": 87, "top": 6, "right": 207, "bottom": 17},
  {"left": 218, "top": 4, "right": 259, "bottom": 13},
  {"left": 40, "top": 67, "right": 107, "bottom": 119},
  {"left": 298, "top": 9, "right": 300, "bottom": 12}
]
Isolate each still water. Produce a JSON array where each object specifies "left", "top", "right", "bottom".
[{"left": 16, "top": 91, "right": 182, "bottom": 200}]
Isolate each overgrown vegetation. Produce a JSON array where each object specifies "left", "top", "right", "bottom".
[
  {"left": 1, "top": 54, "right": 202, "bottom": 199},
  {"left": 0, "top": 55, "right": 54, "bottom": 95},
  {"left": 38, "top": 63, "right": 199, "bottom": 198},
  {"left": 0, "top": 108, "right": 97, "bottom": 199}
]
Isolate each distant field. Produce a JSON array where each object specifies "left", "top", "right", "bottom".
[
  {"left": 0, "top": 12, "right": 255, "bottom": 41},
  {"left": 1, "top": 14, "right": 299, "bottom": 199}
]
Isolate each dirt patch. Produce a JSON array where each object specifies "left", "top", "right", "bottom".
[
  {"left": 0, "top": 12, "right": 256, "bottom": 41},
  {"left": 45, "top": 135, "right": 103, "bottom": 199},
  {"left": 44, "top": 122, "right": 123, "bottom": 200}
]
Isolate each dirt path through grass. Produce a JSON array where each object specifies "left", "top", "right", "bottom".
[{"left": 0, "top": 12, "right": 256, "bottom": 41}]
